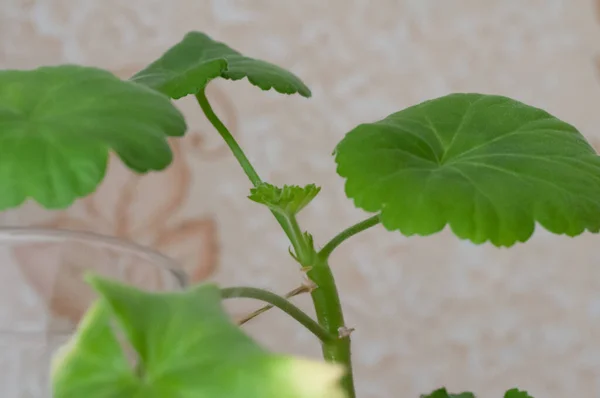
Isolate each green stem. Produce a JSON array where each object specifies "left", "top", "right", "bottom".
[
  {"left": 220, "top": 286, "right": 334, "bottom": 342},
  {"left": 306, "top": 214, "right": 381, "bottom": 398},
  {"left": 195, "top": 89, "right": 261, "bottom": 186},
  {"left": 237, "top": 284, "right": 311, "bottom": 325},
  {"left": 195, "top": 89, "right": 293, "bottom": 239},
  {"left": 307, "top": 259, "right": 355, "bottom": 398},
  {"left": 197, "top": 87, "right": 356, "bottom": 397},
  {"left": 287, "top": 215, "right": 311, "bottom": 265},
  {"left": 319, "top": 215, "right": 380, "bottom": 260}
]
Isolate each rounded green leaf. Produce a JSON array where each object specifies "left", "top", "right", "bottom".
[
  {"left": 51, "top": 276, "right": 346, "bottom": 398},
  {"left": 0, "top": 65, "right": 186, "bottom": 210},
  {"left": 335, "top": 93, "right": 600, "bottom": 247},
  {"left": 131, "top": 31, "right": 311, "bottom": 99}
]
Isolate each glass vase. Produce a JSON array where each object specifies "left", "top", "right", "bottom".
[{"left": 0, "top": 227, "right": 187, "bottom": 397}]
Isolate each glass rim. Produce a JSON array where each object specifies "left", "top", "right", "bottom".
[{"left": 0, "top": 226, "right": 189, "bottom": 288}]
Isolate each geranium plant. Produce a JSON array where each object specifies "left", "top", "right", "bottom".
[{"left": 2, "top": 31, "right": 600, "bottom": 398}]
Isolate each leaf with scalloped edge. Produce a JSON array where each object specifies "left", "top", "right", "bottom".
[
  {"left": 51, "top": 275, "right": 346, "bottom": 398},
  {"left": 249, "top": 182, "right": 321, "bottom": 216},
  {"left": 420, "top": 387, "right": 475, "bottom": 398},
  {"left": 131, "top": 31, "right": 311, "bottom": 99},
  {"left": 335, "top": 93, "right": 600, "bottom": 247},
  {"left": 0, "top": 65, "right": 186, "bottom": 210}
]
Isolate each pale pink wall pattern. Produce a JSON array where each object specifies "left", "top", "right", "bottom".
[{"left": 3, "top": 1, "right": 600, "bottom": 397}]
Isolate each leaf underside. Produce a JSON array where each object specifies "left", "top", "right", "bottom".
[
  {"left": 0, "top": 65, "right": 186, "bottom": 210},
  {"left": 131, "top": 31, "right": 311, "bottom": 99},
  {"left": 335, "top": 93, "right": 600, "bottom": 247},
  {"left": 51, "top": 276, "right": 346, "bottom": 398}
]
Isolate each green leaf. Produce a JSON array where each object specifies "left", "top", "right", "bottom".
[
  {"left": 50, "top": 301, "right": 142, "bottom": 396},
  {"left": 249, "top": 182, "right": 321, "bottom": 216},
  {"left": 335, "top": 93, "right": 600, "bottom": 247},
  {"left": 0, "top": 65, "right": 186, "bottom": 210},
  {"left": 51, "top": 275, "right": 346, "bottom": 398},
  {"left": 420, "top": 387, "right": 475, "bottom": 398},
  {"left": 504, "top": 388, "right": 534, "bottom": 398},
  {"left": 131, "top": 31, "right": 311, "bottom": 99}
]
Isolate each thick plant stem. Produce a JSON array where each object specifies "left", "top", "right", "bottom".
[
  {"left": 221, "top": 286, "right": 335, "bottom": 342},
  {"left": 307, "top": 258, "right": 356, "bottom": 398},
  {"left": 319, "top": 214, "right": 380, "bottom": 260}
]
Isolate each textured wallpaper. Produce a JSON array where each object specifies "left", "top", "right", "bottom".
[{"left": 2, "top": 0, "right": 600, "bottom": 397}]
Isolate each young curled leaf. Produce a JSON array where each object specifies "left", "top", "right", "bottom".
[
  {"left": 420, "top": 387, "right": 475, "bottom": 398},
  {"left": 51, "top": 275, "right": 346, "bottom": 398},
  {"left": 335, "top": 93, "right": 600, "bottom": 247},
  {"left": 131, "top": 31, "right": 311, "bottom": 99},
  {"left": 249, "top": 182, "right": 321, "bottom": 217}
]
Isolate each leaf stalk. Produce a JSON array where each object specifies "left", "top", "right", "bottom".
[
  {"left": 319, "top": 215, "right": 381, "bottom": 260},
  {"left": 220, "top": 286, "right": 334, "bottom": 342}
]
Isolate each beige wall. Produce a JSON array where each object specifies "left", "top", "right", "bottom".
[{"left": 3, "top": 1, "right": 600, "bottom": 397}]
